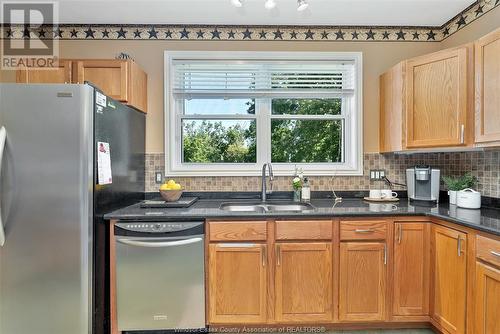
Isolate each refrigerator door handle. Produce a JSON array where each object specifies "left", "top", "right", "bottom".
[{"left": 0, "top": 126, "right": 6, "bottom": 246}]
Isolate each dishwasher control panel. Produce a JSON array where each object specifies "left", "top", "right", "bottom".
[{"left": 115, "top": 222, "right": 203, "bottom": 233}]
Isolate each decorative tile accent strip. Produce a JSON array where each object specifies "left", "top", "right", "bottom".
[
  {"left": 2, "top": 1, "right": 498, "bottom": 43},
  {"left": 145, "top": 151, "right": 500, "bottom": 199}
]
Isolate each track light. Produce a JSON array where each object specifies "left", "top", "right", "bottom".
[
  {"left": 231, "top": 0, "right": 308, "bottom": 10},
  {"left": 231, "top": 0, "right": 243, "bottom": 8},
  {"left": 264, "top": 0, "right": 276, "bottom": 10},
  {"left": 297, "top": 0, "right": 309, "bottom": 11}
]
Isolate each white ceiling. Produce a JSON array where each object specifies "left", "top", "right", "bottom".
[{"left": 51, "top": 0, "right": 475, "bottom": 26}]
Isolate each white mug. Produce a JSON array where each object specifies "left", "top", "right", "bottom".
[
  {"left": 381, "top": 189, "right": 398, "bottom": 199},
  {"left": 369, "top": 189, "right": 383, "bottom": 199}
]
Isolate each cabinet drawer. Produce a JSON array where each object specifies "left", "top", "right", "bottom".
[
  {"left": 209, "top": 221, "right": 267, "bottom": 241},
  {"left": 340, "top": 221, "right": 387, "bottom": 240},
  {"left": 477, "top": 235, "right": 500, "bottom": 267},
  {"left": 276, "top": 220, "right": 332, "bottom": 240}
]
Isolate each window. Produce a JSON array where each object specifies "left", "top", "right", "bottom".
[{"left": 165, "top": 51, "right": 363, "bottom": 176}]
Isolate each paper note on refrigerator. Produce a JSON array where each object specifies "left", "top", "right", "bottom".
[{"left": 97, "top": 142, "right": 112, "bottom": 185}]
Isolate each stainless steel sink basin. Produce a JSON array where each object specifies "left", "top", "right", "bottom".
[
  {"left": 219, "top": 203, "right": 265, "bottom": 213},
  {"left": 220, "top": 201, "right": 314, "bottom": 212}
]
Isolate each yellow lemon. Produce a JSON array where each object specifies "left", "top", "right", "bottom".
[
  {"left": 167, "top": 179, "right": 176, "bottom": 186},
  {"left": 172, "top": 183, "right": 182, "bottom": 190},
  {"left": 159, "top": 183, "right": 169, "bottom": 191}
]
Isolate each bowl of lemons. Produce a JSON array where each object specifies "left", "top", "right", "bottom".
[{"left": 159, "top": 179, "right": 183, "bottom": 202}]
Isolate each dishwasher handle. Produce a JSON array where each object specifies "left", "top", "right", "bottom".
[{"left": 116, "top": 236, "right": 203, "bottom": 248}]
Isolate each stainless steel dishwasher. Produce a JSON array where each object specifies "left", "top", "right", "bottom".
[{"left": 114, "top": 221, "right": 205, "bottom": 331}]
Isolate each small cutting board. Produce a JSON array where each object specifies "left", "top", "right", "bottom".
[
  {"left": 140, "top": 197, "right": 198, "bottom": 208},
  {"left": 363, "top": 197, "right": 399, "bottom": 202}
]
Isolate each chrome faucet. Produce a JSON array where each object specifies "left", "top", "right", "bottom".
[{"left": 261, "top": 163, "right": 274, "bottom": 202}]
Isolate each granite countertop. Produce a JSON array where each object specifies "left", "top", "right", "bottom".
[{"left": 104, "top": 197, "right": 500, "bottom": 236}]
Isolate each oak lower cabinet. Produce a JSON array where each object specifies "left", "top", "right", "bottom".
[
  {"left": 393, "top": 222, "right": 430, "bottom": 317},
  {"left": 275, "top": 242, "right": 333, "bottom": 322},
  {"left": 431, "top": 225, "right": 467, "bottom": 334},
  {"left": 474, "top": 262, "right": 500, "bottom": 333},
  {"left": 339, "top": 242, "right": 387, "bottom": 322},
  {"left": 474, "top": 235, "right": 500, "bottom": 333},
  {"left": 475, "top": 27, "right": 500, "bottom": 145},
  {"left": 208, "top": 243, "right": 267, "bottom": 324}
]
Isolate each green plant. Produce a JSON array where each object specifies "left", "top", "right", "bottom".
[
  {"left": 292, "top": 177, "right": 302, "bottom": 190},
  {"left": 442, "top": 172, "right": 478, "bottom": 191}
]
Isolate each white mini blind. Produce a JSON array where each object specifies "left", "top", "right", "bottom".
[{"left": 172, "top": 60, "right": 355, "bottom": 98}]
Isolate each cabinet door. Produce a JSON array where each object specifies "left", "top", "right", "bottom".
[
  {"left": 16, "top": 60, "right": 72, "bottom": 83},
  {"left": 275, "top": 242, "right": 333, "bottom": 322},
  {"left": 431, "top": 225, "right": 467, "bottom": 334},
  {"left": 208, "top": 243, "right": 267, "bottom": 324},
  {"left": 475, "top": 28, "right": 500, "bottom": 144},
  {"left": 393, "top": 223, "right": 430, "bottom": 317},
  {"left": 474, "top": 261, "right": 500, "bottom": 334},
  {"left": 379, "top": 62, "right": 405, "bottom": 152},
  {"left": 406, "top": 47, "right": 470, "bottom": 148},
  {"left": 73, "top": 60, "right": 128, "bottom": 102},
  {"left": 339, "top": 242, "right": 387, "bottom": 322}
]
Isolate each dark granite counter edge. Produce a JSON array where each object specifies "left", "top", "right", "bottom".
[{"left": 104, "top": 209, "right": 500, "bottom": 237}]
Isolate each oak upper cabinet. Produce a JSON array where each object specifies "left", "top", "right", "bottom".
[
  {"left": 475, "top": 27, "right": 500, "bottom": 145},
  {"left": 393, "top": 222, "right": 430, "bottom": 317},
  {"left": 380, "top": 45, "right": 473, "bottom": 152},
  {"left": 16, "top": 59, "right": 148, "bottom": 113},
  {"left": 474, "top": 235, "right": 500, "bottom": 334},
  {"left": 16, "top": 59, "right": 72, "bottom": 84},
  {"left": 208, "top": 243, "right": 267, "bottom": 324},
  {"left": 339, "top": 242, "right": 387, "bottom": 322},
  {"left": 406, "top": 46, "right": 472, "bottom": 148},
  {"left": 275, "top": 242, "right": 333, "bottom": 323},
  {"left": 431, "top": 225, "right": 467, "bottom": 334},
  {"left": 380, "top": 62, "right": 405, "bottom": 152},
  {"left": 74, "top": 59, "right": 147, "bottom": 112}
]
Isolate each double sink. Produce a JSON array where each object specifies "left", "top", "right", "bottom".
[{"left": 220, "top": 201, "right": 315, "bottom": 213}]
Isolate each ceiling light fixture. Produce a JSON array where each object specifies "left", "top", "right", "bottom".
[
  {"left": 264, "top": 0, "right": 276, "bottom": 10},
  {"left": 297, "top": 0, "right": 309, "bottom": 11},
  {"left": 231, "top": 0, "right": 243, "bottom": 8}
]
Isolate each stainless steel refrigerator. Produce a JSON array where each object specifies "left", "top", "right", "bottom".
[{"left": 0, "top": 83, "right": 145, "bottom": 334}]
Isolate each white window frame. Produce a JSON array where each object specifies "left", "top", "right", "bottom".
[{"left": 164, "top": 51, "right": 363, "bottom": 176}]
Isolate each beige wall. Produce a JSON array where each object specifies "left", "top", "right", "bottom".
[
  {"left": 58, "top": 40, "right": 440, "bottom": 153},
  {"left": 1, "top": 6, "right": 498, "bottom": 154},
  {"left": 442, "top": 5, "right": 500, "bottom": 48}
]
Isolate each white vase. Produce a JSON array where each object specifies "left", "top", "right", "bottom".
[{"left": 448, "top": 190, "right": 457, "bottom": 205}]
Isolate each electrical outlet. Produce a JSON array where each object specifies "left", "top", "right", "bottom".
[
  {"left": 370, "top": 169, "right": 386, "bottom": 181},
  {"left": 155, "top": 172, "right": 163, "bottom": 184}
]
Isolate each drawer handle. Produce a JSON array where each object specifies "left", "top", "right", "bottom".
[
  {"left": 491, "top": 251, "right": 500, "bottom": 258},
  {"left": 217, "top": 243, "right": 256, "bottom": 248},
  {"left": 355, "top": 229, "right": 375, "bottom": 233}
]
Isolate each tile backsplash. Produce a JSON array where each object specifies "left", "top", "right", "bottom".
[{"left": 145, "top": 150, "right": 500, "bottom": 198}]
